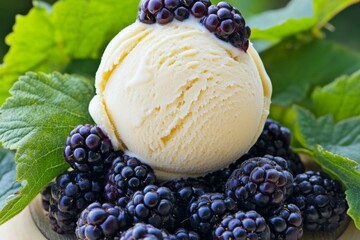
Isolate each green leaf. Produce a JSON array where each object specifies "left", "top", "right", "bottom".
[
  {"left": 51, "top": 0, "right": 137, "bottom": 59},
  {"left": 313, "top": 146, "right": 360, "bottom": 229},
  {"left": 0, "top": 149, "right": 21, "bottom": 210},
  {"left": 261, "top": 40, "right": 360, "bottom": 106},
  {"left": 249, "top": 0, "right": 359, "bottom": 42},
  {"left": 0, "top": 0, "right": 138, "bottom": 106},
  {"left": 0, "top": 72, "right": 94, "bottom": 224},
  {"left": 312, "top": 70, "right": 360, "bottom": 121},
  {"left": 294, "top": 106, "right": 360, "bottom": 164}
]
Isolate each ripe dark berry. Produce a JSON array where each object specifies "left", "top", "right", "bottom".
[
  {"left": 120, "top": 223, "right": 170, "bottom": 239},
  {"left": 138, "top": 0, "right": 211, "bottom": 24},
  {"left": 213, "top": 210, "right": 270, "bottom": 240},
  {"left": 265, "top": 203, "right": 303, "bottom": 240},
  {"left": 49, "top": 171, "right": 103, "bottom": 234},
  {"left": 225, "top": 156, "right": 293, "bottom": 211},
  {"left": 170, "top": 228, "right": 201, "bottom": 239},
  {"left": 201, "top": 1, "right": 251, "bottom": 51},
  {"left": 40, "top": 184, "right": 52, "bottom": 212},
  {"left": 290, "top": 171, "right": 348, "bottom": 232},
  {"left": 126, "top": 185, "right": 177, "bottom": 230},
  {"left": 201, "top": 167, "right": 233, "bottom": 193},
  {"left": 76, "top": 202, "right": 132, "bottom": 240},
  {"left": 64, "top": 124, "right": 118, "bottom": 176},
  {"left": 162, "top": 178, "right": 209, "bottom": 227},
  {"left": 105, "top": 153, "right": 156, "bottom": 207},
  {"left": 189, "top": 193, "right": 238, "bottom": 237},
  {"left": 242, "top": 119, "right": 305, "bottom": 176}
]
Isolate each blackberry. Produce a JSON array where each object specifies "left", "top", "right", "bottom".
[
  {"left": 225, "top": 156, "right": 293, "bottom": 211},
  {"left": 202, "top": 167, "right": 233, "bottom": 193},
  {"left": 64, "top": 124, "right": 117, "bottom": 176},
  {"left": 76, "top": 202, "right": 132, "bottom": 240},
  {"left": 201, "top": 2, "right": 251, "bottom": 51},
  {"left": 213, "top": 210, "right": 270, "bottom": 240},
  {"left": 169, "top": 228, "right": 201, "bottom": 240},
  {"left": 40, "top": 184, "right": 52, "bottom": 212},
  {"left": 120, "top": 223, "right": 170, "bottom": 240},
  {"left": 105, "top": 153, "right": 156, "bottom": 207},
  {"left": 49, "top": 171, "right": 103, "bottom": 234},
  {"left": 290, "top": 171, "right": 348, "bottom": 232},
  {"left": 243, "top": 119, "right": 305, "bottom": 176},
  {"left": 266, "top": 203, "right": 303, "bottom": 240},
  {"left": 138, "top": 0, "right": 211, "bottom": 24},
  {"left": 126, "top": 185, "right": 178, "bottom": 230},
  {"left": 162, "top": 178, "right": 209, "bottom": 226},
  {"left": 189, "top": 193, "right": 238, "bottom": 237}
]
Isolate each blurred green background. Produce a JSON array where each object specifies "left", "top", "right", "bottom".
[{"left": 1, "top": 0, "right": 358, "bottom": 61}]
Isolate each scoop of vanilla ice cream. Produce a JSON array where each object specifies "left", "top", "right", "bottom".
[{"left": 89, "top": 18, "right": 272, "bottom": 180}]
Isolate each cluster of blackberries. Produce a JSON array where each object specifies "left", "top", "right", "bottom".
[
  {"left": 138, "top": 0, "right": 251, "bottom": 51},
  {"left": 41, "top": 118, "right": 348, "bottom": 239}
]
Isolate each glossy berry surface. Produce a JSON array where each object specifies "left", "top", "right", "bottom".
[
  {"left": 64, "top": 124, "right": 117, "bottom": 176},
  {"left": 242, "top": 119, "right": 305, "bottom": 176},
  {"left": 266, "top": 203, "right": 303, "bottom": 240},
  {"left": 189, "top": 193, "right": 238, "bottom": 237},
  {"left": 49, "top": 171, "right": 103, "bottom": 234},
  {"left": 225, "top": 156, "right": 293, "bottom": 211},
  {"left": 105, "top": 153, "right": 156, "bottom": 207},
  {"left": 169, "top": 228, "right": 201, "bottom": 240},
  {"left": 120, "top": 223, "right": 170, "bottom": 240},
  {"left": 201, "top": 1, "right": 251, "bottom": 51},
  {"left": 138, "top": 0, "right": 211, "bottom": 24},
  {"left": 291, "top": 171, "right": 348, "bottom": 232},
  {"left": 126, "top": 185, "right": 177, "bottom": 230},
  {"left": 162, "top": 178, "right": 209, "bottom": 227},
  {"left": 76, "top": 202, "right": 131, "bottom": 240},
  {"left": 213, "top": 210, "right": 270, "bottom": 240}
]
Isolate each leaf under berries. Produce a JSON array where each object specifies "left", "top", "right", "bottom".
[
  {"left": 0, "top": 72, "right": 94, "bottom": 225},
  {"left": 0, "top": 149, "right": 21, "bottom": 210},
  {"left": 314, "top": 146, "right": 360, "bottom": 229},
  {"left": 294, "top": 107, "right": 360, "bottom": 164},
  {"left": 312, "top": 70, "right": 360, "bottom": 122}
]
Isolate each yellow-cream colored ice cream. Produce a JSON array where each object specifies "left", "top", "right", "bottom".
[{"left": 89, "top": 18, "right": 272, "bottom": 180}]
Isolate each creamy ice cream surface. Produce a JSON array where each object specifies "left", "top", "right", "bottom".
[{"left": 89, "top": 18, "right": 272, "bottom": 180}]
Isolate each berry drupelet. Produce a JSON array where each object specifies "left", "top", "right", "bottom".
[
  {"left": 243, "top": 119, "right": 305, "bottom": 176},
  {"left": 49, "top": 171, "right": 103, "bottom": 234},
  {"left": 64, "top": 124, "right": 117, "bottom": 176},
  {"left": 138, "top": 0, "right": 211, "bottom": 24},
  {"left": 266, "top": 203, "right": 303, "bottom": 240},
  {"left": 40, "top": 184, "right": 52, "bottom": 212},
  {"left": 162, "top": 178, "right": 209, "bottom": 227},
  {"left": 201, "top": 1, "right": 251, "bottom": 51},
  {"left": 225, "top": 156, "right": 293, "bottom": 211},
  {"left": 169, "top": 228, "right": 201, "bottom": 240},
  {"left": 105, "top": 153, "right": 156, "bottom": 207},
  {"left": 126, "top": 185, "right": 178, "bottom": 230},
  {"left": 213, "top": 210, "right": 270, "bottom": 240},
  {"left": 290, "top": 171, "right": 348, "bottom": 232},
  {"left": 189, "top": 193, "right": 238, "bottom": 237},
  {"left": 120, "top": 223, "right": 170, "bottom": 240},
  {"left": 76, "top": 202, "right": 132, "bottom": 240}
]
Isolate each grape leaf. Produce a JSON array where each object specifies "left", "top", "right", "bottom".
[
  {"left": 249, "top": 0, "right": 359, "bottom": 42},
  {"left": 314, "top": 146, "right": 360, "bottom": 229},
  {"left": 0, "top": 149, "right": 20, "bottom": 210},
  {"left": 261, "top": 39, "right": 360, "bottom": 106},
  {"left": 0, "top": 72, "right": 94, "bottom": 224},
  {"left": 0, "top": 0, "right": 138, "bottom": 106},
  {"left": 312, "top": 70, "right": 360, "bottom": 121},
  {"left": 294, "top": 107, "right": 360, "bottom": 164}
]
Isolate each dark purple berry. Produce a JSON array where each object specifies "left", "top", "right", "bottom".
[
  {"left": 76, "top": 202, "right": 132, "bottom": 240},
  {"left": 105, "top": 153, "right": 156, "bottom": 208},
  {"left": 290, "top": 171, "right": 348, "bottom": 232},
  {"left": 213, "top": 210, "right": 270, "bottom": 239},
  {"left": 156, "top": 8, "right": 174, "bottom": 24},
  {"left": 174, "top": 7, "right": 190, "bottom": 21},
  {"left": 148, "top": 0, "right": 163, "bottom": 14},
  {"left": 164, "top": 0, "right": 180, "bottom": 10},
  {"left": 191, "top": 2, "right": 207, "bottom": 18},
  {"left": 120, "top": 223, "right": 170, "bottom": 239}
]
